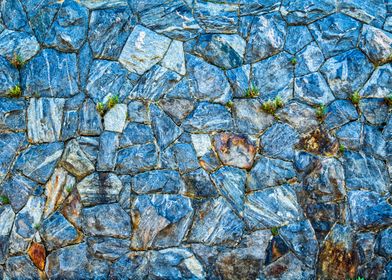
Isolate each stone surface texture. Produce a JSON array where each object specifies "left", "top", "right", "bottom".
[{"left": 0, "top": 0, "right": 391, "bottom": 279}]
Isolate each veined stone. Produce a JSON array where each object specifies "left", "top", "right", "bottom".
[
  {"left": 119, "top": 25, "right": 171, "bottom": 75},
  {"left": 182, "top": 168, "right": 218, "bottom": 198},
  {"left": 120, "top": 122, "right": 154, "bottom": 148},
  {"left": 336, "top": 121, "right": 363, "bottom": 150},
  {"left": 133, "top": 170, "right": 185, "bottom": 194},
  {"left": 226, "top": 65, "right": 250, "bottom": 98},
  {"left": 324, "top": 100, "right": 359, "bottom": 130},
  {"left": 97, "top": 131, "right": 119, "bottom": 171},
  {"left": 337, "top": 0, "right": 387, "bottom": 28},
  {"left": 359, "top": 25, "right": 392, "bottom": 65},
  {"left": 127, "top": 101, "right": 149, "bottom": 123},
  {"left": 161, "top": 40, "right": 186, "bottom": 75},
  {"left": 159, "top": 98, "right": 195, "bottom": 125},
  {"left": 0, "top": 57, "right": 19, "bottom": 95},
  {"left": 359, "top": 98, "right": 388, "bottom": 126},
  {"left": 104, "top": 104, "right": 127, "bottom": 133},
  {"left": 194, "top": 2, "right": 238, "bottom": 34},
  {"left": 295, "top": 42, "right": 324, "bottom": 76},
  {"left": 294, "top": 72, "right": 335, "bottom": 105},
  {"left": 0, "top": 132, "right": 25, "bottom": 183},
  {"left": 5, "top": 255, "right": 41, "bottom": 280},
  {"left": 116, "top": 144, "right": 158, "bottom": 174},
  {"left": 277, "top": 101, "right": 319, "bottom": 133},
  {"left": 0, "top": 30, "right": 40, "bottom": 61},
  {"left": 78, "top": 99, "right": 102, "bottom": 136},
  {"left": 27, "top": 98, "right": 65, "bottom": 143},
  {"left": 284, "top": 26, "right": 313, "bottom": 54},
  {"left": 281, "top": 0, "right": 335, "bottom": 24},
  {"left": 61, "top": 139, "right": 95, "bottom": 179},
  {"left": 87, "top": 237, "right": 130, "bottom": 261},
  {"left": 360, "top": 64, "right": 392, "bottom": 98},
  {"left": 0, "top": 98, "right": 26, "bottom": 130},
  {"left": 0, "top": 205, "right": 15, "bottom": 243},
  {"left": 1, "top": 0, "right": 30, "bottom": 32},
  {"left": 80, "top": 0, "right": 128, "bottom": 9},
  {"left": 191, "top": 134, "right": 211, "bottom": 157}
]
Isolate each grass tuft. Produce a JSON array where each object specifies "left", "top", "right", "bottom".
[{"left": 8, "top": 85, "right": 22, "bottom": 98}]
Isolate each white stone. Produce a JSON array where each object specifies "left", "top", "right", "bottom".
[
  {"left": 104, "top": 104, "right": 127, "bottom": 133},
  {"left": 191, "top": 134, "right": 211, "bottom": 157},
  {"left": 161, "top": 40, "right": 186, "bottom": 75}
]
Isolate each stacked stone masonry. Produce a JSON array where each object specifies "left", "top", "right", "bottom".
[{"left": 0, "top": 0, "right": 391, "bottom": 279}]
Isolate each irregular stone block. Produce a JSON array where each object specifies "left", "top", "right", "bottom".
[
  {"left": 0, "top": 205, "right": 15, "bottom": 263},
  {"left": 0, "top": 98, "right": 26, "bottom": 131},
  {"left": 338, "top": 0, "right": 386, "bottom": 28},
  {"left": 5, "top": 255, "right": 40, "bottom": 280},
  {"left": 363, "top": 125, "right": 387, "bottom": 158},
  {"left": 104, "top": 104, "right": 127, "bottom": 133},
  {"left": 359, "top": 98, "right": 389, "bottom": 126},
  {"left": 87, "top": 237, "right": 130, "bottom": 261},
  {"left": 0, "top": 30, "right": 40, "bottom": 62},
  {"left": 0, "top": 57, "right": 19, "bottom": 95},
  {"left": 61, "top": 139, "right": 95, "bottom": 179},
  {"left": 281, "top": 0, "right": 335, "bottom": 24},
  {"left": 127, "top": 101, "right": 149, "bottom": 123},
  {"left": 119, "top": 122, "right": 154, "bottom": 148},
  {"left": 116, "top": 144, "right": 158, "bottom": 174},
  {"left": 27, "top": 242, "right": 46, "bottom": 271},
  {"left": 78, "top": 99, "right": 102, "bottom": 136},
  {"left": 294, "top": 72, "right": 335, "bottom": 105},
  {"left": 359, "top": 25, "right": 392, "bottom": 65},
  {"left": 0, "top": 132, "right": 25, "bottom": 182},
  {"left": 295, "top": 42, "right": 324, "bottom": 76},
  {"left": 161, "top": 143, "right": 200, "bottom": 174},
  {"left": 61, "top": 110, "right": 78, "bottom": 141},
  {"left": 161, "top": 40, "right": 186, "bottom": 75},
  {"left": 284, "top": 26, "right": 313, "bottom": 54},
  {"left": 226, "top": 65, "right": 250, "bottom": 97},
  {"left": 1, "top": 174, "right": 38, "bottom": 212},
  {"left": 336, "top": 122, "right": 362, "bottom": 150},
  {"left": 377, "top": 228, "right": 392, "bottom": 259},
  {"left": 27, "top": 98, "right": 65, "bottom": 143},
  {"left": 159, "top": 98, "right": 195, "bottom": 125},
  {"left": 182, "top": 168, "right": 218, "bottom": 198},
  {"left": 80, "top": 0, "right": 128, "bottom": 9},
  {"left": 360, "top": 64, "right": 392, "bottom": 98},
  {"left": 97, "top": 131, "right": 119, "bottom": 171},
  {"left": 133, "top": 170, "right": 185, "bottom": 194},
  {"left": 277, "top": 101, "right": 318, "bottom": 133},
  {"left": 324, "top": 100, "right": 358, "bottom": 130},
  {"left": 1, "top": 0, "right": 31, "bottom": 32}
]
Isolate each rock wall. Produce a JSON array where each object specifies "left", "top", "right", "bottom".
[{"left": 0, "top": 0, "right": 392, "bottom": 279}]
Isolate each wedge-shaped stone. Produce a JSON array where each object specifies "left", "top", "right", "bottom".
[
  {"left": 1, "top": 174, "right": 38, "bottom": 212},
  {"left": 0, "top": 30, "right": 40, "bottom": 61},
  {"left": 133, "top": 170, "right": 185, "bottom": 194},
  {"left": 104, "top": 104, "right": 127, "bottom": 133},
  {"left": 88, "top": 237, "right": 130, "bottom": 261},
  {"left": 61, "top": 139, "right": 95, "bottom": 179},
  {"left": 116, "top": 144, "right": 158, "bottom": 174},
  {"left": 0, "top": 132, "right": 25, "bottom": 182},
  {"left": 359, "top": 25, "right": 392, "bottom": 65}
]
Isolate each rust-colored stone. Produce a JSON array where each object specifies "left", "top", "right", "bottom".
[
  {"left": 28, "top": 242, "right": 46, "bottom": 271},
  {"left": 298, "top": 128, "right": 338, "bottom": 156},
  {"left": 61, "top": 189, "right": 83, "bottom": 228},
  {"left": 213, "top": 133, "right": 256, "bottom": 169}
]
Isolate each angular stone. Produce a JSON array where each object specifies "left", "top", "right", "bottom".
[
  {"left": 150, "top": 104, "right": 182, "bottom": 149},
  {"left": 44, "top": 0, "right": 88, "bottom": 52},
  {"left": 0, "top": 132, "right": 25, "bottom": 182},
  {"left": 338, "top": 0, "right": 387, "bottom": 28},
  {"left": 40, "top": 212, "right": 80, "bottom": 251},
  {"left": 188, "top": 197, "right": 244, "bottom": 246},
  {"left": 253, "top": 52, "right": 294, "bottom": 101},
  {"left": 133, "top": 170, "right": 185, "bottom": 194},
  {"left": 86, "top": 60, "right": 133, "bottom": 103},
  {"left": 344, "top": 151, "right": 389, "bottom": 194},
  {"left": 277, "top": 101, "right": 319, "bottom": 133},
  {"left": 281, "top": 0, "right": 335, "bottom": 24},
  {"left": 102, "top": 104, "right": 127, "bottom": 133},
  {"left": 244, "top": 184, "right": 303, "bottom": 229},
  {"left": 336, "top": 122, "right": 362, "bottom": 150},
  {"left": 226, "top": 65, "right": 250, "bottom": 97},
  {"left": 27, "top": 98, "right": 65, "bottom": 143},
  {"left": 298, "top": 128, "right": 339, "bottom": 156},
  {"left": 137, "top": 0, "right": 201, "bottom": 41},
  {"left": 309, "top": 13, "right": 361, "bottom": 58},
  {"left": 0, "top": 57, "right": 19, "bottom": 95},
  {"left": 61, "top": 110, "right": 78, "bottom": 141},
  {"left": 320, "top": 49, "right": 373, "bottom": 99},
  {"left": 295, "top": 42, "right": 324, "bottom": 76},
  {"left": 14, "top": 142, "right": 64, "bottom": 184},
  {"left": 363, "top": 125, "right": 387, "bottom": 158},
  {"left": 295, "top": 72, "right": 335, "bottom": 105},
  {"left": 194, "top": 2, "right": 238, "bottom": 34},
  {"left": 265, "top": 235, "right": 290, "bottom": 265},
  {"left": 83, "top": 203, "right": 131, "bottom": 238},
  {"left": 116, "top": 144, "right": 158, "bottom": 174},
  {"left": 120, "top": 123, "right": 154, "bottom": 148},
  {"left": 61, "top": 190, "right": 83, "bottom": 230},
  {"left": 131, "top": 194, "right": 193, "bottom": 249},
  {"left": 1, "top": 0, "right": 31, "bottom": 32},
  {"left": 359, "top": 25, "right": 392, "bottom": 65},
  {"left": 377, "top": 228, "right": 392, "bottom": 258},
  {"left": 186, "top": 54, "right": 231, "bottom": 102},
  {"left": 0, "top": 98, "right": 26, "bottom": 130},
  {"left": 61, "top": 139, "right": 95, "bottom": 179},
  {"left": 324, "top": 100, "right": 358, "bottom": 130},
  {"left": 119, "top": 25, "right": 171, "bottom": 75},
  {"left": 127, "top": 101, "right": 149, "bottom": 123},
  {"left": 294, "top": 151, "right": 319, "bottom": 174},
  {"left": 245, "top": 12, "right": 286, "bottom": 63},
  {"left": 233, "top": 99, "right": 275, "bottom": 135},
  {"left": 247, "top": 157, "right": 296, "bottom": 191},
  {"left": 21, "top": 49, "right": 79, "bottom": 97},
  {"left": 168, "top": 143, "right": 200, "bottom": 174},
  {"left": 260, "top": 123, "right": 299, "bottom": 161},
  {"left": 77, "top": 43, "right": 93, "bottom": 91},
  {"left": 0, "top": 30, "right": 40, "bottom": 62},
  {"left": 109, "top": 251, "right": 149, "bottom": 279},
  {"left": 161, "top": 40, "right": 186, "bottom": 75},
  {"left": 359, "top": 98, "right": 389, "bottom": 126},
  {"left": 87, "top": 237, "right": 130, "bottom": 261},
  {"left": 158, "top": 98, "right": 195, "bottom": 125},
  {"left": 1, "top": 174, "right": 38, "bottom": 212},
  {"left": 213, "top": 133, "right": 256, "bottom": 169},
  {"left": 78, "top": 99, "right": 102, "bottom": 136},
  {"left": 182, "top": 102, "right": 233, "bottom": 133},
  {"left": 44, "top": 167, "right": 76, "bottom": 218},
  {"left": 348, "top": 190, "right": 392, "bottom": 228},
  {"left": 80, "top": 0, "right": 128, "bottom": 9},
  {"left": 97, "top": 131, "right": 119, "bottom": 171},
  {"left": 88, "top": 7, "right": 134, "bottom": 59},
  {"left": 360, "top": 64, "right": 392, "bottom": 98},
  {"left": 5, "top": 255, "right": 41, "bottom": 280},
  {"left": 76, "top": 172, "right": 122, "bottom": 206},
  {"left": 211, "top": 166, "right": 246, "bottom": 214},
  {"left": 0, "top": 205, "right": 15, "bottom": 261},
  {"left": 28, "top": 242, "right": 46, "bottom": 270},
  {"left": 284, "top": 26, "right": 313, "bottom": 54},
  {"left": 182, "top": 168, "right": 218, "bottom": 198}
]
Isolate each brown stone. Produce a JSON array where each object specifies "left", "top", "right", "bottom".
[
  {"left": 61, "top": 189, "right": 83, "bottom": 229},
  {"left": 298, "top": 128, "right": 338, "bottom": 156},
  {"left": 28, "top": 242, "right": 46, "bottom": 271},
  {"left": 213, "top": 133, "right": 257, "bottom": 169}
]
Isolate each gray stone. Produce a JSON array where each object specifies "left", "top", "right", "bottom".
[
  {"left": 0, "top": 98, "right": 26, "bottom": 130},
  {"left": 14, "top": 142, "right": 64, "bottom": 184},
  {"left": 284, "top": 26, "right": 313, "bottom": 54},
  {"left": 309, "top": 13, "right": 361, "bottom": 58},
  {"left": 78, "top": 43, "right": 93, "bottom": 91},
  {"left": 356, "top": 232, "right": 376, "bottom": 264},
  {"left": 0, "top": 132, "right": 25, "bottom": 183},
  {"left": 76, "top": 172, "right": 122, "bottom": 206},
  {"left": 86, "top": 60, "right": 133, "bottom": 103},
  {"left": 21, "top": 49, "right": 79, "bottom": 97},
  {"left": 131, "top": 194, "right": 193, "bottom": 249},
  {"left": 87, "top": 237, "right": 130, "bottom": 261},
  {"left": 0, "top": 57, "right": 19, "bottom": 95},
  {"left": 188, "top": 197, "right": 244, "bottom": 246},
  {"left": 277, "top": 101, "right": 319, "bottom": 133},
  {"left": 119, "top": 25, "right": 171, "bottom": 75},
  {"left": 182, "top": 168, "right": 218, "bottom": 198},
  {"left": 295, "top": 72, "right": 335, "bottom": 105},
  {"left": 119, "top": 122, "right": 154, "bottom": 148},
  {"left": 245, "top": 12, "right": 286, "bottom": 63},
  {"left": 158, "top": 99, "right": 195, "bottom": 125},
  {"left": 161, "top": 143, "right": 200, "bottom": 174},
  {"left": 27, "top": 98, "right": 65, "bottom": 143},
  {"left": 0, "top": 30, "right": 40, "bottom": 62},
  {"left": 40, "top": 212, "right": 80, "bottom": 251},
  {"left": 61, "top": 139, "right": 95, "bottom": 179},
  {"left": 359, "top": 25, "right": 392, "bottom": 65},
  {"left": 127, "top": 101, "right": 149, "bottom": 123},
  {"left": 324, "top": 100, "right": 359, "bottom": 130},
  {"left": 295, "top": 42, "right": 324, "bottom": 76},
  {"left": 377, "top": 228, "right": 392, "bottom": 258},
  {"left": 61, "top": 110, "right": 79, "bottom": 141},
  {"left": 344, "top": 151, "right": 389, "bottom": 194},
  {"left": 161, "top": 40, "right": 186, "bottom": 75},
  {"left": 78, "top": 99, "right": 103, "bottom": 136},
  {"left": 281, "top": 0, "right": 335, "bottom": 24},
  {"left": 359, "top": 98, "right": 389, "bottom": 125},
  {"left": 5, "top": 255, "right": 40, "bottom": 280},
  {"left": 83, "top": 203, "right": 131, "bottom": 238},
  {"left": 44, "top": 0, "right": 88, "bottom": 52},
  {"left": 133, "top": 170, "right": 185, "bottom": 194},
  {"left": 320, "top": 49, "right": 373, "bottom": 99},
  {"left": 294, "top": 151, "right": 319, "bottom": 173},
  {"left": 109, "top": 251, "right": 149, "bottom": 279},
  {"left": 97, "top": 131, "right": 119, "bottom": 171},
  {"left": 150, "top": 104, "right": 182, "bottom": 149},
  {"left": 116, "top": 144, "right": 158, "bottom": 174},
  {"left": 88, "top": 7, "right": 135, "bottom": 59},
  {"left": 348, "top": 190, "right": 392, "bottom": 229},
  {"left": 336, "top": 121, "right": 363, "bottom": 150},
  {"left": 104, "top": 104, "right": 127, "bottom": 133},
  {"left": 211, "top": 166, "right": 246, "bottom": 215},
  {"left": 1, "top": 174, "right": 38, "bottom": 212},
  {"left": 247, "top": 157, "right": 296, "bottom": 191},
  {"left": 260, "top": 123, "right": 299, "bottom": 161},
  {"left": 226, "top": 65, "right": 250, "bottom": 97},
  {"left": 0, "top": 205, "right": 15, "bottom": 263},
  {"left": 360, "top": 64, "right": 392, "bottom": 98},
  {"left": 182, "top": 102, "right": 233, "bottom": 133},
  {"left": 338, "top": 0, "right": 387, "bottom": 28},
  {"left": 186, "top": 54, "right": 231, "bottom": 103},
  {"left": 363, "top": 125, "right": 387, "bottom": 158},
  {"left": 244, "top": 184, "right": 303, "bottom": 229},
  {"left": 253, "top": 52, "right": 294, "bottom": 102}
]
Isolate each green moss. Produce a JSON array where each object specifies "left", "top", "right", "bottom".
[
  {"left": 270, "top": 227, "right": 279, "bottom": 236},
  {"left": 107, "top": 95, "right": 119, "bottom": 110},
  {"left": 225, "top": 100, "right": 234, "bottom": 109},
  {"left": 33, "top": 223, "right": 41, "bottom": 230},
  {"left": 10, "top": 52, "right": 25, "bottom": 69},
  {"left": 8, "top": 85, "right": 22, "bottom": 98},
  {"left": 96, "top": 102, "right": 105, "bottom": 116},
  {"left": 339, "top": 144, "right": 345, "bottom": 155},
  {"left": 245, "top": 82, "right": 260, "bottom": 98},
  {"left": 315, "top": 104, "right": 326, "bottom": 121},
  {"left": 290, "top": 57, "right": 297, "bottom": 65},
  {"left": 65, "top": 185, "right": 74, "bottom": 193},
  {"left": 384, "top": 94, "right": 392, "bottom": 106},
  {"left": 261, "top": 96, "right": 284, "bottom": 115},
  {"left": 0, "top": 195, "right": 10, "bottom": 204},
  {"left": 350, "top": 91, "right": 361, "bottom": 105}
]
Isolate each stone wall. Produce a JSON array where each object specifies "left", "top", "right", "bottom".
[{"left": 0, "top": 0, "right": 391, "bottom": 279}]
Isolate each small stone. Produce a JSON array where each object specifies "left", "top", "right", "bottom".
[
  {"left": 226, "top": 65, "right": 250, "bottom": 98},
  {"left": 277, "top": 101, "right": 319, "bottom": 133},
  {"left": 194, "top": 2, "right": 238, "bottom": 34},
  {"left": 182, "top": 168, "right": 218, "bottom": 198},
  {"left": 363, "top": 125, "right": 387, "bottom": 158},
  {"left": 83, "top": 203, "right": 131, "bottom": 238},
  {"left": 1, "top": 174, "right": 38, "bottom": 212},
  {"left": 338, "top": 0, "right": 387, "bottom": 28},
  {"left": 294, "top": 72, "right": 335, "bottom": 105},
  {"left": 161, "top": 40, "right": 186, "bottom": 75},
  {"left": 280, "top": 0, "right": 335, "bottom": 24},
  {"left": 133, "top": 170, "right": 185, "bottom": 194},
  {"left": 116, "top": 144, "right": 158, "bottom": 174},
  {"left": 61, "top": 110, "right": 79, "bottom": 141},
  {"left": 127, "top": 101, "right": 149, "bottom": 123},
  {"left": 103, "top": 104, "right": 127, "bottom": 133},
  {"left": 159, "top": 98, "right": 195, "bottom": 125},
  {"left": 0, "top": 30, "right": 40, "bottom": 62},
  {"left": 0, "top": 205, "right": 15, "bottom": 261},
  {"left": 284, "top": 26, "right": 313, "bottom": 54},
  {"left": 0, "top": 98, "right": 26, "bottom": 130},
  {"left": 359, "top": 25, "right": 392, "bottom": 65},
  {"left": 61, "top": 139, "right": 95, "bottom": 179},
  {"left": 359, "top": 98, "right": 389, "bottom": 126},
  {"left": 97, "top": 131, "right": 119, "bottom": 171},
  {"left": 162, "top": 143, "right": 200, "bottom": 174},
  {"left": 244, "top": 184, "right": 303, "bottom": 229},
  {"left": 0, "top": 132, "right": 25, "bottom": 182},
  {"left": 119, "top": 122, "right": 154, "bottom": 148},
  {"left": 87, "top": 237, "right": 130, "bottom": 261},
  {"left": 295, "top": 42, "right": 324, "bottom": 76},
  {"left": 76, "top": 172, "right": 122, "bottom": 206},
  {"left": 80, "top": 0, "right": 128, "bottom": 9},
  {"left": 324, "top": 100, "right": 359, "bottom": 130},
  {"left": 78, "top": 99, "right": 103, "bottom": 136},
  {"left": 0, "top": 57, "right": 19, "bottom": 95},
  {"left": 119, "top": 25, "right": 171, "bottom": 75},
  {"left": 377, "top": 228, "right": 392, "bottom": 258},
  {"left": 5, "top": 255, "right": 41, "bottom": 279},
  {"left": 28, "top": 242, "right": 46, "bottom": 270},
  {"left": 213, "top": 133, "right": 256, "bottom": 169},
  {"left": 247, "top": 157, "right": 296, "bottom": 191},
  {"left": 1, "top": 0, "right": 30, "bottom": 32},
  {"left": 336, "top": 122, "right": 363, "bottom": 150},
  {"left": 360, "top": 64, "right": 392, "bottom": 98}
]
